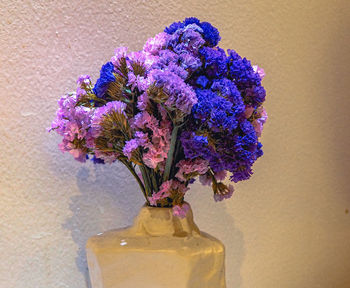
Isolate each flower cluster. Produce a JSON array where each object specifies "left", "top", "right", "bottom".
[{"left": 50, "top": 18, "right": 267, "bottom": 217}]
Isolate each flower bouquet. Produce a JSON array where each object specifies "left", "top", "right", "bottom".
[
  {"left": 50, "top": 17, "right": 267, "bottom": 217},
  {"left": 50, "top": 17, "right": 267, "bottom": 287}
]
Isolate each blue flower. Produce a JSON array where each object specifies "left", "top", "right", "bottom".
[
  {"left": 198, "top": 21, "right": 221, "bottom": 47},
  {"left": 164, "top": 18, "right": 221, "bottom": 47},
  {"left": 184, "top": 17, "right": 200, "bottom": 26},
  {"left": 199, "top": 47, "right": 227, "bottom": 78},
  {"left": 164, "top": 21, "right": 185, "bottom": 34},
  {"left": 196, "top": 75, "right": 209, "bottom": 88},
  {"left": 93, "top": 62, "right": 116, "bottom": 98},
  {"left": 180, "top": 132, "right": 212, "bottom": 159},
  {"left": 227, "top": 49, "right": 266, "bottom": 107}
]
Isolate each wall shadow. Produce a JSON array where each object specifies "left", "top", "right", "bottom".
[
  {"left": 186, "top": 186, "right": 245, "bottom": 288},
  {"left": 62, "top": 163, "right": 144, "bottom": 288}
]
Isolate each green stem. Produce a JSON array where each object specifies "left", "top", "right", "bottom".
[
  {"left": 149, "top": 168, "right": 159, "bottom": 192},
  {"left": 139, "top": 166, "right": 152, "bottom": 197},
  {"left": 123, "top": 161, "right": 149, "bottom": 205},
  {"left": 163, "top": 125, "right": 179, "bottom": 182}
]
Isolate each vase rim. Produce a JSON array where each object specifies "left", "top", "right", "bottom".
[{"left": 143, "top": 201, "right": 190, "bottom": 209}]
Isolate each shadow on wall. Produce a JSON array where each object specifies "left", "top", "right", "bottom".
[
  {"left": 186, "top": 186, "right": 245, "bottom": 288},
  {"left": 63, "top": 163, "right": 144, "bottom": 288}
]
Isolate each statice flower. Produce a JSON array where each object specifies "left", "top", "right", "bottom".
[
  {"left": 227, "top": 49, "right": 266, "bottom": 107},
  {"left": 175, "top": 158, "right": 209, "bottom": 182},
  {"left": 143, "top": 32, "right": 169, "bottom": 55},
  {"left": 150, "top": 70, "right": 197, "bottom": 114},
  {"left": 123, "top": 139, "right": 139, "bottom": 160},
  {"left": 253, "top": 65, "right": 265, "bottom": 79},
  {"left": 93, "top": 62, "right": 116, "bottom": 98},
  {"left": 111, "top": 47, "right": 128, "bottom": 66},
  {"left": 172, "top": 203, "right": 190, "bottom": 218},
  {"left": 192, "top": 89, "right": 239, "bottom": 132},
  {"left": 180, "top": 132, "right": 212, "bottom": 160},
  {"left": 50, "top": 93, "right": 93, "bottom": 162},
  {"left": 199, "top": 170, "right": 227, "bottom": 186},
  {"left": 199, "top": 46, "right": 227, "bottom": 78},
  {"left": 90, "top": 101, "right": 127, "bottom": 163},
  {"left": 148, "top": 180, "right": 172, "bottom": 206},
  {"left": 91, "top": 101, "right": 126, "bottom": 135},
  {"left": 168, "top": 26, "right": 205, "bottom": 54},
  {"left": 76, "top": 75, "right": 92, "bottom": 98},
  {"left": 164, "top": 17, "right": 220, "bottom": 47},
  {"left": 199, "top": 21, "right": 221, "bottom": 47},
  {"left": 213, "top": 183, "right": 234, "bottom": 202},
  {"left": 50, "top": 17, "right": 267, "bottom": 214},
  {"left": 132, "top": 111, "right": 171, "bottom": 169},
  {"left": 252, "top": 106, "right": 268, "bottom": 137}
]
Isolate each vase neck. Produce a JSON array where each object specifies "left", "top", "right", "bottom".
[{"left": 132, "top": 203, "right": 200, "bottom": 237}]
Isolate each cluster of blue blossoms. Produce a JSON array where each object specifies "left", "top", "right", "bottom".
[{"left": 163, "top": 18, "right": 267, "bottom": 183}]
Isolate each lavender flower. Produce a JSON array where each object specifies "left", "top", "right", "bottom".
[{"left": 150, "top": 70, "right": 197, "bottom": 114}]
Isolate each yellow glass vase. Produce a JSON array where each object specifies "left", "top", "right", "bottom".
[{"left": 86, "top": 203, "right": 226, "bottom": 288}]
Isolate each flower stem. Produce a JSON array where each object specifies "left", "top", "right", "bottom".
[
  {"left": 163, "top": 125, "right": 179, "bottom": 182},
  {"left": 123, "top": 161, "right": 150, "bottom": 205},
  {"left": 139, "top": 166, "right": 152, "bottom": 197}
]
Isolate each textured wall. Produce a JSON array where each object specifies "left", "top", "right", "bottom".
[{"left": 1, "top": 0, "right": 349, "bottom": 287}]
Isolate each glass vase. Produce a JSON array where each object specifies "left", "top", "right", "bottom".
[{"left": 86, "top": 202, "right": 226, "bottom": 288}]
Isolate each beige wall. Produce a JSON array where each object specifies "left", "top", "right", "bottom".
[{"left": 1, "top": 0, "right": 349, "bottom": 287}]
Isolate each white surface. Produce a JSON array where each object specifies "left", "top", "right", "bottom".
[{"left": 0, "top": 0, "right": 350, "bottom": 287}]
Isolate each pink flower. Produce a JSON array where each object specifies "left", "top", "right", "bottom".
[
  {"left": 252, "top": 106, "right": 268, "bottom": 137},
  {"left": 148, "top": 180, "right": 173, "bottom": 206},
  {"left": 172, "top": 203, "right": 190, "bottom": 218},
  {"left": 51, "top": 93, "right": 93, "bottom": 162},
  {"left": 69, "top": 148, "right": 86, "bottom": 162},
  {"left": 175, "top": 158, "right": 209, "bottom": 182},
  {"left": 132, "top": 111, "right": 171, "bottom": 169},
  {"left": 253, "top": 65, "right": 265, "bottom": 80},
  {"left": 137, "top": 92, "right": 149, "bottom": 111}
]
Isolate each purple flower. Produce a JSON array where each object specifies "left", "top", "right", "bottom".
[
  {"left": 123, "top": 139, "right": 139, "bottom": 159},
  {"left": 50, "top": 93, "right": 93, "bottom": 162},
  {"left": 143, "top": 32, "right": 169, "bottom": 55},
  {"left": 91, "top": 101, "right": 127, "bottom": 137},
  {"left": 213, "top": 183, "right": 234, "bottom": 202},
  {"left": 150, "top": 70, "right": 197, "bottom": 114},
  {"left": 172, "top": 203, "right": 190, "bottom": 218}
]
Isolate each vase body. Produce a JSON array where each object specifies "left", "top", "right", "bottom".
[{"left": 86, "top": 203, "right": 226, "bottom": 288}]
